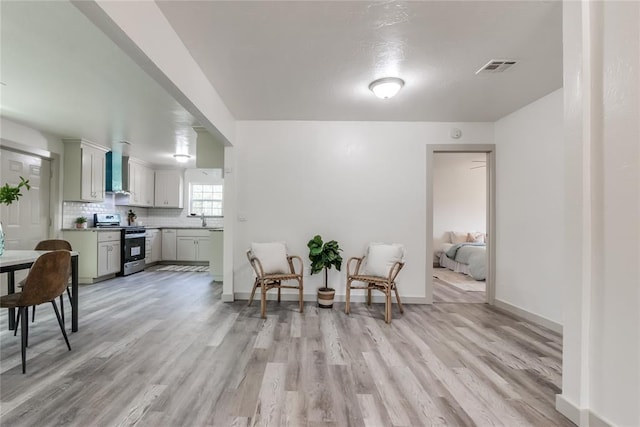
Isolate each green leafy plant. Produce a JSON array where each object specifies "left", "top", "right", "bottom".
[
  {"left": 0, "top": 177, "right": 31, "bottom": 206},
  {"left": 127, "top": 209, "right": 137, "bottom": 222},
  {"left": 75, "top": 216, "right": 87, "bottom": 224},
  {"left": 307, "top": 235, "right": 342, "bottom": 290}
]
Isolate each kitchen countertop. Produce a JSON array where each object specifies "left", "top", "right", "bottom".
[
  {"left": 62, "top": 227, "right": 124, "bottom": 231},
  {"left": 62, "top": 227, "right": 223, "bottom": 231},
  {"left": 149, "top": 227, "right": 223, "bottom": 231}
]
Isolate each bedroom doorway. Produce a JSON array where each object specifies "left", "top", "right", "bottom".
[{"left": 426, "top": 144, "right": 495, "bottom": 305}]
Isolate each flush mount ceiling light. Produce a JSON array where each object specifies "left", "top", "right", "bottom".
[
  {"left": 173, "top": 153, "right": 191, "bottom": 163},
  {"left": 369, "top": 77, "right": 405, "bottom": 99}
]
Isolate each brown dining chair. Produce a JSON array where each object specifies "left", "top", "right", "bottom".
[
  {"left": 18, "top": 239, "right": 73, "bottom": 326},
  {"left": 0, "top": 251, "right": 72, "bottom": 373},
  {"left": 247, "top": 242, "right": 304, "bottom": 319}
]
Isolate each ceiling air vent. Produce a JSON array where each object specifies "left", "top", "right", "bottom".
[{"left": 476, "top": 59, "right": 517, "bottom": 74}]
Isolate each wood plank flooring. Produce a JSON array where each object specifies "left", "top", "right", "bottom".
[
  {"left": 0, "top": 270, "right": 574, "bottom": 426},
  {"left": 433, "top": 277, "right": 486, "bottom": 304}
]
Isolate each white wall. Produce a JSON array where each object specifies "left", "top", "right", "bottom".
[
  {"left": 559, "top": 1, "right": 640, "bottom": 426},
  {"left": 1, "top": 118, "right": 64, "bottom": 154},
  {"left": 494, "top": 89, "right": 564, "bottom": 326},
  {"left": 1, "top": 118, "right": 65, "bottom": 236},
  {"left": 433, "top": 152, "right": 486, "bottom": 252},
  {"left": 233, "top": 121, "right": 493, "bottom": 301}
]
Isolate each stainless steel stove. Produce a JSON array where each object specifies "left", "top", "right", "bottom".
[{"left": 94, "top": 213, "right": 146, "bottom": 276}]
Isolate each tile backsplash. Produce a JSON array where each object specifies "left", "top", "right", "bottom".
[{"left": 63, "top": 195, "right": 223, "bottom": 229}]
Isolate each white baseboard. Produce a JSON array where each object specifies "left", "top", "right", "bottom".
[
  {"left": 233, "top": 291, "right": 428, "bottom": 304},
  {"left": 555, "top": 394, "right": 614, "bottom": 427},
  {"left": 493, "top": 299, "right": 563, "bottom": 334},
  {"left": 556, "top": 394, "right": 582, "bottom": 425},
  {"left": 589, "top": 411, "right": 614, "bottom": 427},
  {"left": 221, "top": 293, "right": 234, "bottom": 302}
]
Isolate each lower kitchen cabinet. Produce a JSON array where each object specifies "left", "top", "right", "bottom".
[
  {"left": 63, "top": 229, "right": 121, "bottom": 284},
  {"left": 176, "top": 229, "right": 210, "bottom": 261},
  {"left": 98, "top": 240, "right": 121, "bottom": 277},
  {"left": 145, "top": 228, "right": 162, "bottom": 265},
  {"left": 161, "top": 229, "right": 177, "bottom": 260},
  {"left": 209, "top": 230, "right": 223, "bottom": 281}
]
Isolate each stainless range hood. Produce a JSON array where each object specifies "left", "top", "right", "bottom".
[{"left": 105, "top": 151, "right": 131, "bottom": 194}]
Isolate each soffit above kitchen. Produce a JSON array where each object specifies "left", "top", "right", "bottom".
[
  {"left": 0, "top": 0, "right": 200, "bottom": 167},
  {"left": 156, "top": 0, "right": 562, "bottom": 122}
]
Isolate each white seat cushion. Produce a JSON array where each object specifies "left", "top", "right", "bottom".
[
  {"left": 251, "top": 242, "right": 290, "bottom": 275},
  {"left": 363, "top": 243, "right": 405, "bottom": 278}
]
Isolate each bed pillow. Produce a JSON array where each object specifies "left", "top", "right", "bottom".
[
  {"left": 250, "top": 242, "right": 290, "bottom": 274},
  {"left": 450, "top": 231, "right": 469, "bottom": 244},
  {"left": 364, "top": 243, "right": 405, "bottom": 277},
  {"left": 467, "top": 232, "right": 485, "bottom": 243}
]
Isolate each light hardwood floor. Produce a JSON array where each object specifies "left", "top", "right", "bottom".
[
  {"left": 433, "top": 277, "right": 486, "bottom": 304},
  {"left": 0, "top": 269, "right": 573, "bottom": 426}
]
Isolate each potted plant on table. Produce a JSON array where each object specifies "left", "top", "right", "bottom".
[
  {"left": 75, "top": 216, "right": 88, "bottom": 229},
  {"left": 307, "top": 234, "right": 342, "bottom": 308},
  {"left": 0, "top": 176, "right": 31, "bottom": 256}
]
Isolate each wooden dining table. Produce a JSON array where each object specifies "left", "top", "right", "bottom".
[{"left": 0, "top": 250, "right": 80, "bottom": 332}]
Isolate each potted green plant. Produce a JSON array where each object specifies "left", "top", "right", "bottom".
[
  {"left": 0, "top": 176, "right": 30, "bottom": 206},
  {"left": 0, "top": 176, "right": 31, "bottom": 256},
  {"left": 127, "top": 209, "right": 137, "bottom": 225},
  {"left": 307, "top": 234, "right": 342, "bottom": 308},
  {"left": 75, "top": 216, "right": 88, "bottom": 229}
]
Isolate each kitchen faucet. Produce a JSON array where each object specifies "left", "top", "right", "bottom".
[{"left": 201, "top": 212, "right": 207, "bottom": 227}]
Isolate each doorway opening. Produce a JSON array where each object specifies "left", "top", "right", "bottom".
[{"left": 426, "top": 144, "right": 495, "bottom": 305}]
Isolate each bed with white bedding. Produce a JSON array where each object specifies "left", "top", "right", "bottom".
[{"left": 436, "top": 231, "right": 487, "bottom": 280}]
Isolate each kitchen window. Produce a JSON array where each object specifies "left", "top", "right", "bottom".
[{"left": 189, "top": 184, "right": 223, "bottom": 216}]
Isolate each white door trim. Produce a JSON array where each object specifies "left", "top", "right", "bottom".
[{"left": 426, "top": 144, "right": 496, "bottom": 305}]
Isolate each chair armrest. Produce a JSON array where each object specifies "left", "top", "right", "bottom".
[
  {"left": 287, "top": 255, "right": 304, "bottom": 276},
  {"left": 387, "top": 261, "right": 405, "bottom": 282},
  {"left": 347, "top": 256, "right": 364, "bottom": 277},
  {"left": 246, "top": 250, "right": 266, "bottom": 278}
]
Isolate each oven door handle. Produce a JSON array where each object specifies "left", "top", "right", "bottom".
[{"left": 124, "top": 233, "right": 147, "bottom": 239}]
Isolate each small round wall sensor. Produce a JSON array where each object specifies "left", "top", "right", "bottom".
[{"left": 450, "top": 128, "right": 462, "bottom": 139}]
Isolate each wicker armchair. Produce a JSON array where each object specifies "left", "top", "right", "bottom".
[
  {"left": 345, "top": 244, "right": 405, "bottom": 323},
  {"left": 247, "top": 247, "right": 304, "bottom": 319}
]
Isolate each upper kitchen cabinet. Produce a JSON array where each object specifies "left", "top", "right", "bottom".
[
  {"left": 63, "top": 139, "right": 108, "bottom": 202},
  {"left": 124, "top": 157, "right": 154, "bottom": 207},
  {"left": 155, "top": 169, "right": 183, "bottom": 208},
  {"left": 107, "top": 153, "right": 154, "bottom": 207},
  {"left": 144, "top": 167, "right": 155, "bottom": 206}
]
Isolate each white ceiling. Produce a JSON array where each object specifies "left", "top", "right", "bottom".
[
  {"left": 157, "top": 0, "right": 562, "bottom": 121},
  {"left": 1, "top": 1, "right": 562, "bottom": 166}
]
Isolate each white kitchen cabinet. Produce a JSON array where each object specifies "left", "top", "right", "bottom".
[
  {"left": 124, "top": 158, "right": 154, "bottom": 207},
  {"left": 98, "top": 240, "right": 121, "bottom": 276},
  {"left": 145, "top": 229, "right": 162, "bottom": 264},
  {"left": 144, "top": 167, "right": 155, "bottom": 206},
  {"left": 209, "top": 230, "right": 223, "bottom": 281},
  {"left": 155, "top": 170, "right": 183, "bottom": 208},
  {"left": 176, "top": 229, "right": 210, "bottom": 261},
  {"left": 63, "top": 229, "right": 121, "bottom": 283},
  {"left": 63, "top": 139, "right": 108, "bottom": 202},
  {"left": 162, "top": 229, "right": 177, "bottom": 260}
]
